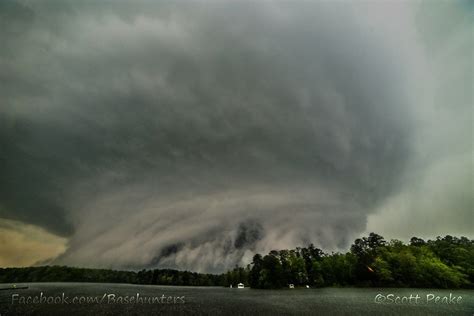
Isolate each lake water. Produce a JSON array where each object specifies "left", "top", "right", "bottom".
[{"left": 0, "top": 283, "right": 473, "bottom": 315}]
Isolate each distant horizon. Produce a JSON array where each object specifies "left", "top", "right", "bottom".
[
  {"left": 1, "top": 233, "right": 473, "bottom": 293},
  {"left": 1, "top": 232, "right": 471, "bottom": 272}
]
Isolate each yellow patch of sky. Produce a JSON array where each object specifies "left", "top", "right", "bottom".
[{"left": 0, "top": 218, "right": 67, "bottom": 267}]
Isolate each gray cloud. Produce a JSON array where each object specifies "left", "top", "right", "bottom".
[
  {"left": 0, "top": 0, "right": 470, "bottom": 271},
  {"left": 365, "top": 0, "right": 473, "bottom": 240}
]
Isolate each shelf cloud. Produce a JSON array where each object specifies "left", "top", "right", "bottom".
[{"left": 0, "top": 0, "right": 472, "bottom": 272}]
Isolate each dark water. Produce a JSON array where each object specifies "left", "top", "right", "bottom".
[{"left": 0, "top": 283, "right": 473, "bottom": 315}]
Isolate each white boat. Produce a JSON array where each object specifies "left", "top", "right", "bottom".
[
  {"left": 237, "top": 283, "right": 244, "bottom": 289},
  {"left": 289, "top": 284, "right": 295, "bottom": 289}
]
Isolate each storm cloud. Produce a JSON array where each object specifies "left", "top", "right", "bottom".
[{"left": 0, "top": 0, "right": 471, "bottom": 271}]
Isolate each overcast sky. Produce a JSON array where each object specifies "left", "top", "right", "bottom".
[{"left": 0, "top": 0, "right": 472, "bottom": 272}]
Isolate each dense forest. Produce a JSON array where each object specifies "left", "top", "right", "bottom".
[
  {"left": 229, "top": 234, "right": 474, "bottom": 289},
  {"left": 1, "top": 234, "right": 472, "bottom": 289}
]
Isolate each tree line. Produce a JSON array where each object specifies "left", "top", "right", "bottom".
[
  {"left": 0, "top": 266, "right": 221, "bottom": 287},
  {"left": 1, "top": 234, "right": 472, "bottom": 289},
  {"left": 226, "top": 234, "right": 474, "bottom": 289}
]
